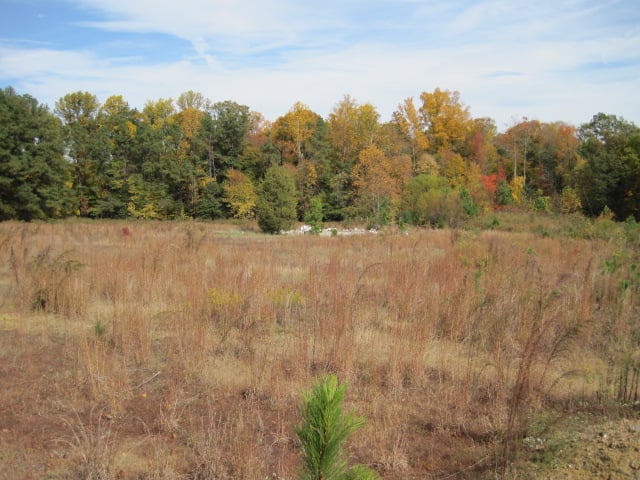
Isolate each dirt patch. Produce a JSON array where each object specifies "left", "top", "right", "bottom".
[{"left": 506, "top": 409, "right": 640, "bottom": 479}]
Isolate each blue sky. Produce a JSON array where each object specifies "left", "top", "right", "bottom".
[{"left": 1, "top": 0, "right": 638, "bottom": 129}]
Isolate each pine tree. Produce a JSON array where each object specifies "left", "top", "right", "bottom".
[
  {"left": 255, "top": 165, "right": 298, "bottom": 233},
  {"left": 295, "top": 375, "right": 380, "bottom": 480},
  {"left": 0, "top": 87, "right": 72, "bottom": 220}
]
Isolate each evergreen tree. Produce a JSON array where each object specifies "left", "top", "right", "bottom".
[
  {"left": 0, "top": 87, "right": 72, "bottom": 220},
  {"left": 295, "top": 375, "right": 380, "bottom": 480},
  {"left": 256, "top": 165, "right": 298, "bottom": 233}
]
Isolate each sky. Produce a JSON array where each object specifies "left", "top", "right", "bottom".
[{"left": 1, "top": 0, "right": 638, "bottom": 130}]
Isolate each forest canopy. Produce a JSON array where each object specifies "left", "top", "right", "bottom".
[{"left": 1, "top": 85, "right": 639, "bottom": 227}]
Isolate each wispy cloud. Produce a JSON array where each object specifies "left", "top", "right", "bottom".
[{"left": 1, "top": 0, "right": 638, "bottom": 127}]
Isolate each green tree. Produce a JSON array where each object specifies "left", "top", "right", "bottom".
[
  {"left": 94, "top": 95, "right": 142, "bottom": 218},
  {"left": 55, "top": 91, "right": 109, "bottom": 216},
  {"left": 130, "top": 105, "right": 182, "bottom": 218},
  {"left": 560, "top": 186, "right": 582, "bottom": 214},
  {"left": 0, "top": 87, "right": 72, "bottom": 220},
  {"left": 496, "top": 180, "right": 515, "bottom": 206},
  {"left": 400, "top": 174, "right": 462, "bottom": 227},
  {"left": 256, "top": 165, "right": 298, "bottom": 233},
  {"left": 460, "top": 186, "right": 480, "bottom": 216},
  {"left": 295, "top": 375, "right": 380, "bottom": 480},
  {"left": 304, "top": 196, "right": 324, "bottom": 234},
  {"left": 200, "top": 100, "right": 252, "bottom": 178},
  {"left": 577, "top": 113, "right": 640, "bottom": 219}
]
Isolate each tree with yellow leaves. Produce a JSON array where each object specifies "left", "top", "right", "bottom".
[
  {"left": 222, "top": 168, "right": 257, "bottom": 219},
  {"left": 419, "top": 88, "right": 472, "bottom": 154},
  {"left": 351, "top": 145, "right": 411, "bottom": 224},
  {"left": 328, "top": 95, "right": 380, "bottom": 167},
  {"left": 393, "top": 97, "right": 430, "bottom": 174},
  {"left": 272, "top": 102, "right": 319, "bottom": 165}
]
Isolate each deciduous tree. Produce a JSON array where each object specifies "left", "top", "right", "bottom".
[
  {"left": 351, "top": 145, "right": 411, "bottom": 223},
  {"left": 272, "top": 102, "right": 319, "bottom": 165},
  {"left": 55, "top": 91, "right": 110, "bottom": 216},
  {"left": 577, "top": 113, "right": 640, "bottom": 219},
  {"left": 222, "top": 168, "right": 256, "bottom": 219},
  {"left": 328, "top": 95, "right": 380, "bottom": 168},
  {"left": 393, "top": 97, "right": 430, "bottom": 174},
  {"left": 419, "top": 88, "right": 472, "bottom": 154}
]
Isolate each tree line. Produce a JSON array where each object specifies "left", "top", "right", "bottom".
[{"left": 1, "top": 85, "right": 639, "bottom": 229}]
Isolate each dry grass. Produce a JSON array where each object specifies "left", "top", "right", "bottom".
[{"left": 0, "top": 218, "right": 637, "bottom": 479}]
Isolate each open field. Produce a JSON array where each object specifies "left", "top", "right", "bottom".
[{"left": 0, "top": 217, "right": 639, "bottom": 479}]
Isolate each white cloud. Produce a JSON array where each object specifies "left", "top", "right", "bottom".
[
  {"left": 1, "top": 0, "right": 638, "bottom": 128},
  {"left": 71, "top": 0, "right": 324, "bottom": 55}
]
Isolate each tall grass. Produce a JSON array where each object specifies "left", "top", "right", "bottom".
[{"left": 0, "top": 217, "right": 637, "bottom": 478}]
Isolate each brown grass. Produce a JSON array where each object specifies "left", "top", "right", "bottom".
[{"left": 0, "top": 218, "right": 637, "bottom": 479}]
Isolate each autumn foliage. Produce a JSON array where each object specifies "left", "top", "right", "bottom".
[{"left": 2, "top": 85, "right": 640, "bottom": 223}]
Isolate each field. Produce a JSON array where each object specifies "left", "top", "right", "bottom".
[{"left": 0, "top": 216, "right": 639, "bottom": 479}]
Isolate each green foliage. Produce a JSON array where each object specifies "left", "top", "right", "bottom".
[
  {"left": 460, "top": 186, "right": 480, "bottom": 216},
  {"left": 603, "top": 253, "right": 622, "bottom": 274},
  {"left": 366, "top": 197, "right": 393, "bottom": 229},
  {"left": 496, "top": 180, "right": 515, "bottom": 206},
  {"left": 5, "top": 84, "right": 640, "bottom": 228},
  {"left": 0, "top": 87, "right": 73, "bottom": 220},
  {"left": 528, "top": 190, "right": 551, "bottom": 213},
  {"left": 93, "top": 319, "right": 107, "bottom": 338},
  {"left": 199, "top": 100, "right": 252, "bottom": 174},
  {"left": 399, "top": 174, "right": 463, "bottom": 227},
  {"left": 256, "top": 165, "right": 298, "bottom": 234},
  {"left": 195, "top": 180, "right": 225, "bottom": 219},
  {"left": 295, "top": 375, "right": 379, "bottom": 480},
  {"left": 577, "top": 113, "right": 640, "bottom": 220},
  {"left": 304, "top": 196, "right": 325, "bottom": 234}
]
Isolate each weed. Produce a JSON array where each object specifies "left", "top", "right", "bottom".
[
  {"left": 56, "top": 407, "right": 118, "bottom": 480},
  {"left": 93, "top": 319, "right": 107, "bottom": 338}
]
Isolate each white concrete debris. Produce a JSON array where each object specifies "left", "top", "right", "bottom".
[{"left": 282, "top": 225, "right": 379, "bottom": 236}]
